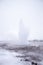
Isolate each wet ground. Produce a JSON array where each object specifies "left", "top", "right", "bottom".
[
  {"left": 0, "top": 47, "right": 43, "bottom": 65},
  {"left": 0, "top": 48, "right": 31, "bottom": 65}
]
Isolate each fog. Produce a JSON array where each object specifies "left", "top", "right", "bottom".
[
  {"left": 0, "top": 1, "right": 43, "bottom": 65},
  {"left": 0, "top": 0, "right": 43, "bottom": 41}
]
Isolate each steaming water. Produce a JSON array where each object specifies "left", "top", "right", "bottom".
[
  {"left": 0, "top": 48, "right": 43, "bottom": 65},
  {"left": 0, "top": 22, "right": 43, "bottom": 65},
  {"left": 19, "top": 21, "right": 28, "bottom": 45},
  {"left": 0, "top": 48, "right": 31, "bottom": 65}
]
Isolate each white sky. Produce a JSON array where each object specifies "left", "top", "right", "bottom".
[{"left": 0, "top": 0, "right": 43, "bottom": 41}]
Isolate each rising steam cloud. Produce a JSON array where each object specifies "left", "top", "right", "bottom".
[{"left": 19, "top": 20, "right": 28, "bottom": 44}]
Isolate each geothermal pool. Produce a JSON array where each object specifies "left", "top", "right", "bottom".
[
  {"left": 0, "top": 48, "right": 31, "bottom": 65},
  {"left": 0, "top": 48, "right": 43, "bottom": 65}
]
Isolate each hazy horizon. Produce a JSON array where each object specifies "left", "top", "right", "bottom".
[{"left": 0, "top": 0, "right": 43, "bottom": 41}]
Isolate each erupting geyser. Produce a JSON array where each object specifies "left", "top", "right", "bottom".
[{"left": 19, "top": 20, "right": 28, "bottom": 45}]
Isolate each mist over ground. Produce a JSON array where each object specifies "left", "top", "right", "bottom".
[
  {"left": 0, "top": 0, "right": 43, "bottom": 42},
  {"left": 0, "top": 0, "right": 43, "bottom": 65}
]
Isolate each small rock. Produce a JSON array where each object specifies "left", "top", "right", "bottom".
[{"left": 31, "top": 62, "right": 37, "bottom": 65}]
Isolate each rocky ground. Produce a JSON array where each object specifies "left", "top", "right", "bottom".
[{"left": 0, "top": 42, "right": 43, "bottom": 65}]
